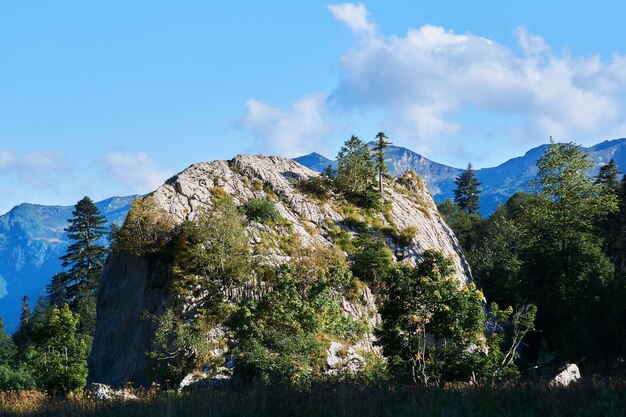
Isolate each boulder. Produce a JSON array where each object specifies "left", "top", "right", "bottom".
[{"left": 549, "top": 363, "right": 581, "bottom": 387}]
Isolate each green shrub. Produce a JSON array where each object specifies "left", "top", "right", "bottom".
[
  {"left": 243, "top": 198, "right": 281, "bottom": 224},
  {"left": 297, "top": 176, "right": 331, "bottom": 200},
  {"left": 111, "top": 196, "right": 174, "bottom": 256},
  {"left": 0, "top": 364, "right": 36, "bottom": 391},
  {"left": 396, "top": 226, "right": 417, "bottom": 247}
]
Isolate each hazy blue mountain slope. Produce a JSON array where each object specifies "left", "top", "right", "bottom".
[
  {"left": 295, "top": 138, "right": 626, "bottom": 216},
  {"left": 0, "top": 196, "right": 137, "bottom": 331},
  {"left": 293, "top": 152, "right": 336, "bottom": 172}
]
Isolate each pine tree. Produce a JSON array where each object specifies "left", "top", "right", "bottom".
[
  {"left": 453, "top": 163, "right": 481, "bottom": 214},
  {"left": 595, "top": 158, "right": 620, "bottom": 194},
  {"left": 59, "top": 197, "right": 108, "bottom": 299},
  {"left": 372, "top": 132, "right": 392, "bottom": 194},
  {"left": 53, "top": 196, "right": 108, "bottom": 335}
]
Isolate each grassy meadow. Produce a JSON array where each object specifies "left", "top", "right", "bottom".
[{"left": 1, "top": 380, "right": 626, "bottom": 417}]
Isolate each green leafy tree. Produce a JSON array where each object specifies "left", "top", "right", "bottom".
[
  {"left": 172, "top": 193, "right": 251, "bottom": 310},
  {"left": 336, "top": 135, "right": 378, "bottom": 207},
  {"left": 372, "top": 132, "right": 392, "bottom": 194},
  {"left": 351, "top": 229, "right": 394, "bottom": 286},
  {"left": 453, "top": 163, "right": 481, "bottom": 214},
  {"left": 522, "top": 140, "right": 617, "bottom": 358},
  {"left": 228, "top": 259, "right": 363, "bottom": 386},
  {"left": 376, "top": 250, "right": 487, "bottom": 385},
  {"left": 27, "top": 304, "right": 88, "bottom": 394}
]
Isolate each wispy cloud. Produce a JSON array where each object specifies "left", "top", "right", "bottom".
[
  {"left": 0, "top": 150, "right": 73, "bottom": 187},
  {"left": 240, "top": 93, "right": 332, "bottom": 157},
  {"left": 98, "top": 150, "right": 173, "bottom": 193}
]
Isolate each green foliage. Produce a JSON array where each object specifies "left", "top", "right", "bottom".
[
  {"left": 172, "top": 193, "right": 251, "bottom": 306},
  {"left": 111, "top": 196, "right": 175, "bottom": 256},
  {"left": 376, "top": 250, "right": 490, "bottom": 385},
  {"left": 27, "top": 304, "right": 88, "bottom": 394},
  {"left": 228, "top": 257, "right": 364, "bottom": 386},
  {"left": 45, "top": 196, "right": 108, "bottom": 337},
  {"left": 296, "top": 174, "right": 333, "bottom": 201},
  {"left": 335, "top": 135, "right": 380, "bottom": 208},
  {"left": 243, "top": 198, "right": 281, "bottom": 224},
  {"left": 437, "top": 199, "right": 483, "bottom": 250},
  {"left": 453, "top": 163, "right": 481, "bottom": 214},
  {"left": 372, "top": 132, "right": 391, "bottom": 193},
  {"left": 0, "top": 320, "right": 15, "bottom": 366},
  {"left": 59, "top": 196, "right": 108, "bottom": 296},
  {"left": 0, "top": 364, "right": 36, "bottom": 391},
  {"left": 147, "top": 308, "right": 210, "bottom": 386},
  {"left": 351, "top": 230, "right": 394, "bottom": 285},
  {"left": 396, "top": 226, "right": 417, "bottom": 247}
]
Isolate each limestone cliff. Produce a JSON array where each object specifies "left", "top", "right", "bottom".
[{"left": 89, "top": 154, "right": 472, "bottom": 386}]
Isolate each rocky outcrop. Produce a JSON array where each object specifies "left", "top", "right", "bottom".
[
  {"left": 151, "top": 155, "right": 471, "bottom": 283},
  {"left": 89, "top": 154, "right": 472, "bottom": 386}
]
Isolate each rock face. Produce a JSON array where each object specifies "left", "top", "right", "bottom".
[{"left": 89, "top": 154, "right": 472, "bottom": 386}]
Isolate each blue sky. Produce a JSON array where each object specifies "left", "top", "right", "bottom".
[{"left": 1, "top": 1, "right": 626, "bottom": 213}]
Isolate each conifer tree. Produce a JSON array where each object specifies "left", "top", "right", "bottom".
[
  {"left": 595, "top": 158, "right": 620, "bottom": 194},
  {"left": 48, "top": 196, "right": 108, "bottom": 335},
  {"left": 59, "top": 197, "right": 108, "bottom": 299},
  {"left": 372, "top": 132, "right": 392, "bottom": 194},
  {"left": 453, "top": 163, "right": 481, "bottom": 214}
]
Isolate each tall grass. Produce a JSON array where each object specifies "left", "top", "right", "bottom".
[{"left": 1, "top": 380, "right": 625, "bottom": 417}]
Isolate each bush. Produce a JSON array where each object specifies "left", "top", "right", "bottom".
[
  {"left": 243, "top": 198, "right": 281, "bottom": 224},
  {"left": 0, "top": 364, "right": 36, "bottom": 391},
  {"left": 297, "top": 176, "right": 331, "bottom": 200},
  {"left": 396, "top": 226, "right": 417, "bottom": 247},
  {"left": 111, "top": 197, "right": 174, "bottom": 256}
]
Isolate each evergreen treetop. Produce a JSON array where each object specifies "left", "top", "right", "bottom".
[
  {"left": 59, "top": 196, "right": 108, "bottom": 296},
  {"left": 453, "top": 163, "right": 481, "bottom": 214},
  {"left": 372, "top": 132, "right": 392, "bottom": 193}
]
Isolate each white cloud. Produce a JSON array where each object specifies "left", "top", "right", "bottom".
[
  {"left": 330, "top": 8, "right": 626, "bottom": 150},
  {"left": 0, "top": 150, "right": 72, "bottom": 173},
  {"left": 99, "top": 150, "right": 173, "bottom": 193},
  {"left": 240, "top": 93, "right": 332, "bottom": 157},
  {"left": 328, "top": 3, "right": 377, "bottom": 37},
  {"left": 241, "top": 3, "right": 626, "bottom": 162},
  {"left": 0, "top": 150, "right": 73, "bottom": 188}
]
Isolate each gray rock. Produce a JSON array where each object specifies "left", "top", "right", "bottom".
[
  {"left": 88, "top": 383, "right": 138, "bottom": 401},
  {"left": 550, "top": 363, "right": 581, "bottom": 387}
]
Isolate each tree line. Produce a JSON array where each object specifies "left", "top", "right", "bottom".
[{"left": 440, "top": 138, "right": 626, "bottom": 375}]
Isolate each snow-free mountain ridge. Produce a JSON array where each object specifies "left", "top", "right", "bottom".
[{"left": 295, "top": 138, "right": 626, "bottom": 215}]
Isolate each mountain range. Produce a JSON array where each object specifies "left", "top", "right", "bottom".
[
  {"left": 0, "top": 196, "right": 138, "bottom": 331},
  {"left": 295, "top": 138, "right": 626, "bottom": 215}
]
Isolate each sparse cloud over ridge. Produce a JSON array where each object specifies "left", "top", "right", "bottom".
[
  {"left": 240, "top": 93, "right": 332, "bottom": 157},
  {"left": 98, "top": 150, "right": 173, "bottom": 194}
]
